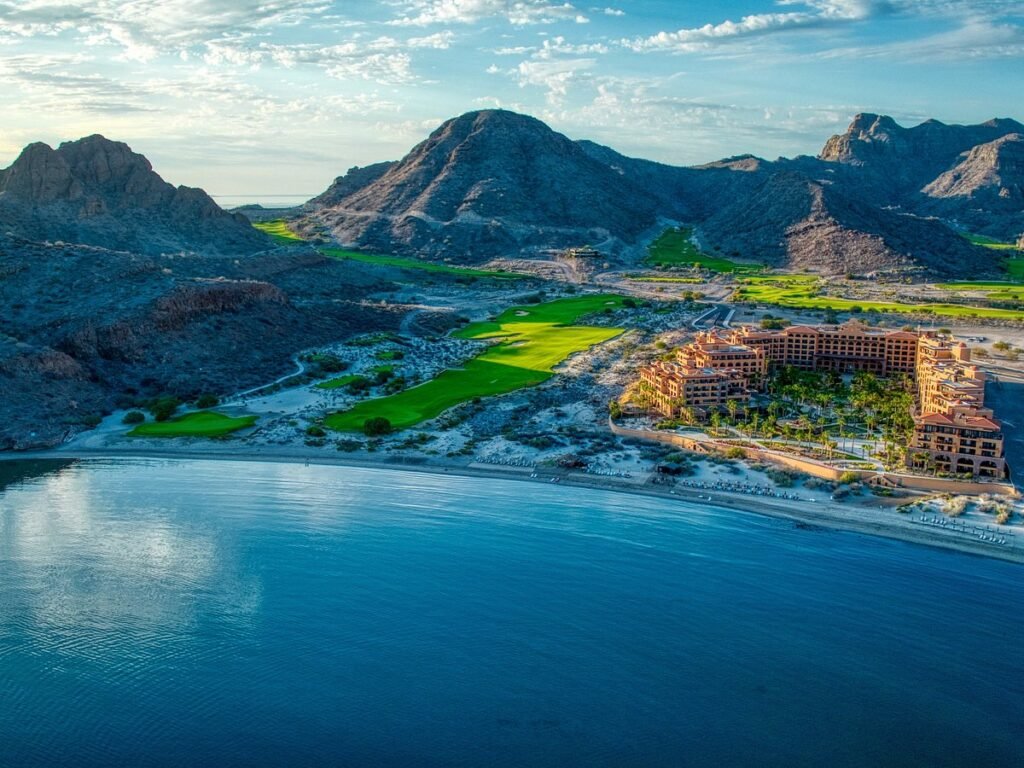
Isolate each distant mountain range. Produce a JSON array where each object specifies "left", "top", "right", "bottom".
[{"left": 301, "top": 109, "right": 1024, "bottom": 277}]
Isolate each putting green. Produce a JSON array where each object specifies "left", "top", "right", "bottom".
[
  {"left": 128, "top": 411, "right": 257, "bottom": 438},
  {"left": 326, "top": 295, "right": 626, "bottom": 432}
]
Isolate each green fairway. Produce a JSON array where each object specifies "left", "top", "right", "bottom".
[
  {"left": 315, "top": 375, "right": 364, "bottom": 391},
  {"left": 129, "top": 411, "right": 257, "bottom": 438},
  {"left": 960, "top": 233, "right": 1024, "bottom": 278},
  {"left": 627, "top": 275, "right": 703, "bottom": 283},
  {"left": 325, "top": 295, "right": 626, "bottom": 432},
  {"left": 644, "top": 228, "right": 761, "bottom": 273},
  {"left": 735, "top": 274, "right": 1024, "bottom": 320},
  {"left": 255, "top": 219, "right": 523, "bottom": 279},
  {"left": 320, "top": 248, "right": 521, "bottom": 279},
  {"left": 962, "top": 232, "right": 1020, "bottom": 250},
  {"left": 935, "top": 281, "right": 1024, "bottom": 300},
  {"left": 253, "top": 219, "right": 304, "bottom": 244}
]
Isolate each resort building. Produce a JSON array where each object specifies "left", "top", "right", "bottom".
[
  {"left": 676, "top": 332, "right": 767, "bottom": 387},
  {"left": 639, "top": 360, "right": 749, "bottom": 417},
  {"left": 908, "top": 336, "right": 1006, "bottom": 478},
  {"left": 637, "top": 321, "right": 1007, "bottom": 479},
  {"left": 641, "top": 320, "right": 920, "bottom": 416},
  {"left": 729, "top": 321, "right": 919, "bottom": 375}
]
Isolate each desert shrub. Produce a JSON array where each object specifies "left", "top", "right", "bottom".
[
  {"left": 838, "top": 471, "right": 859, "bottom": 485},
  {"left": 725, "top": 446, "right": 746, "bottom": 460},
  {"left": 195, "top": 394, "right": 219, "bottom": 409},
  {"left": 122, "top": 411, "right": 145, "bottom": 425},
  {"left": 149, "top": 396, "right": 180, "bottom": 422},
  {"left": 363, "top": 417, "right": 392, "bottom": 437}
]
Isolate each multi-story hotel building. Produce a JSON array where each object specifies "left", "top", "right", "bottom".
[
  {"left": 908, "top": 336, "right": 1005, "bottom": 478},
  {"left": 637, "top": 320, "right": 1007, "bottom": 478},
  {"left": 729, "top": 321, "right": 919, "bottom": 375}
]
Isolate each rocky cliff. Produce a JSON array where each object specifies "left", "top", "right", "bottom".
[{"left": 0, "top": 135, "right": 269, "bottom": 255}]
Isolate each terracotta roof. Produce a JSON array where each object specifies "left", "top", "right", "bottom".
[{"left": 917, "top": 413, "right": 1001, "bottom": 430}]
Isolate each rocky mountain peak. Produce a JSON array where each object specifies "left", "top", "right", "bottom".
[{"left": 0, "top": 135, "right": 269, "bottom": 255}]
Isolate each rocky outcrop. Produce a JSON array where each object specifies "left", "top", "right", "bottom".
[{"left": 0, "top": 135, "right": 270, "bottom": 255}]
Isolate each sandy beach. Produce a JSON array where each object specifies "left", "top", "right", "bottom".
[{"left": 4, "top": 443, "right": 1020, "bottom": 566}]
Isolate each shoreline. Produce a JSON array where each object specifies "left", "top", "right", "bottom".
[{"left": 3, "top": 444, "right": 1021, "bottom": 566}]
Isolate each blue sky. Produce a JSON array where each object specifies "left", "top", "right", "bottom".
[{"left": 1, "top": 1, "right": 1022, "bottom": 197}]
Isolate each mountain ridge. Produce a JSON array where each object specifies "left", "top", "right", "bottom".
[{"left": 301, "top": 109, "right": 1023, "bottom": 276}]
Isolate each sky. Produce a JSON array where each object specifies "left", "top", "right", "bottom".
[{"left": 1, "top": 0, "right": 1022, "bottom": 198}]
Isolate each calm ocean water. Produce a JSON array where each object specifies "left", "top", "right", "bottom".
[{"left": 1, "top": 458, "right": 1021, "bottom": 767}]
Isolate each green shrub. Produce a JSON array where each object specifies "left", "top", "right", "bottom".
[
  {"left": 725, "top": 446, "right": 746, "bottom": 459},
  {"left": 363, "top": 416, "right": 392, "bottom": 437},
  {"left": 838, "top": 471, "right": 859, "bottom": 485},
  {"left": 306, "top": 425, "right": 326, "bottom": 437},
  {"left": 122, "top": 411, "right": 146, "bottom": 425},
  {"left": 149, "top": 396, "right": 180, "bottom": 422},
  {"left": 195, "top": 394, "right": 219, "bottom": 409}
]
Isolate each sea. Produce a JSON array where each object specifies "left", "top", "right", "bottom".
[
  {"left": 1, "top": 458, "right": 1021, "bottom": 767},
  {"left": 212, "top": 194, "right": 312, "bottom": 210}
]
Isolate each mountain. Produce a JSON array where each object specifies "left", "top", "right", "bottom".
[
  {"left": 920, "top": 133, "right": 1024, "bottom": 236},
  {"left": 0, "top": 135, "right": 269, "bottom": 255},
  {"left": 302, "top": 110, "right": 675, "bottom": 261},
  {"left": 307, "top": 161, "right": 398, "bottom": 208},
  {"left": 0, "top": 136, "right": 408, "bottom": 449},
  {"left": 696, "top": 171, "right": 979, "bottom": 275},
  {"left": 301, "top": 109, "right": 1021, "bottom": 276},
  {"left": 818, "top": 113, "right": 1024, "bottom": 194}
]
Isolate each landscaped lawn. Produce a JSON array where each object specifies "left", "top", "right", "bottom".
[
  {"left": 734, "top": 274, "right": 1024, "bottom": 320},
  {"left": 129, "top": 411, "right": 257, "bottom": 438},
  {"left": 644, "top": 228, "right": 761, "bottom": 273},
  {"left": 325, "top": 295, "right": 626, "bottom": 432},
  {"left": 254, "top": 219, "right": 304, "bottom": 244}
]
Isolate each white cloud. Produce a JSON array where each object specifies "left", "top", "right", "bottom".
[
  {"left": 389, "top": 0, "right": 583, "bottom": 27},
  {"left": 624, "top": 0, "right": 1024, "bottom": 54},
  {"left": 516, "top": 57, "right": 595, "bottom": 104}
]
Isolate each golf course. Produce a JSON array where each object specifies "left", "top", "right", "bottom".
[
  {"left": 734, "top": 274, "right": 1024, "bottom": 320},
  {"left": 325, "top": 295, "right": 627, "bottom": 433}
]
